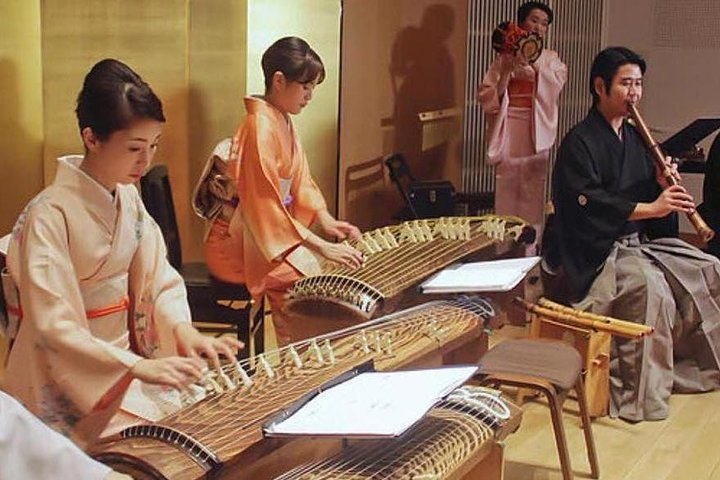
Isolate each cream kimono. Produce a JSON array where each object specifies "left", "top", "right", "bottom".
[
  {"left": 2, "top": 156, "right": 190, "bottom": 446},
  {"left": 0, "top": 391, "right": 111, "bottom": 479}
]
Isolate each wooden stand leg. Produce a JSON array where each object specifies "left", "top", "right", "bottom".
[
  {"left": 463, "top": 441, "right": 506, "bottom": 480},
  {"left": 534, "top": 317, "right": 610, "bottom": 417}
]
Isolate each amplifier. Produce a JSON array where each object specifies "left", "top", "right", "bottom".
[{"left": 408, "top": 181, "right": 456, "bottom": 218}]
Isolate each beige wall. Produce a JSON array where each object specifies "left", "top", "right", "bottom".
[
  {"left": 339, "top": 0, "right": 467, "bottom": 230},
  {"left": 247, "top": 0, "right": 342, "bottom": 214},
  {"left": 0, "top": 1, "right": 43, "bottom": 236},
  {"left": 605, "top": 0, "right": 720, "bottom": 151}
]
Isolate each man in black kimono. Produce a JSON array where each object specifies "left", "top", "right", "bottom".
[{"left": 543, "top": 46, "right": 720, "bottom": 421}]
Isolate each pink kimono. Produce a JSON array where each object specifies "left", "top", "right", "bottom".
[
  {"left": 2, "top": 156, "right": 190, "bottom": 446},
  {"left": 204, "top": 96, "right": 327, "bottom": 343},
  {"left": 478, "top": 49, "right": 567, "bottom": 252}
]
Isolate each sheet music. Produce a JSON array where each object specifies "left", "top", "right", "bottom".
[
  {"left": 264, "top": 366, "right": 478, "bottom": 438},
  {"left": 421, "top": 256, "right": 540, "bottom": 293}
]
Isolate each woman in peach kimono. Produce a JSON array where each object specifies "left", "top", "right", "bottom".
[
  {"left": 2, "top": 59, "right": 239, "bottom": 447},
  {"left": 478, "top": 2, "right": 567, "bottom": 253},
  {"left": 204, "top": 37, "right": 363, "bottom": 345}
]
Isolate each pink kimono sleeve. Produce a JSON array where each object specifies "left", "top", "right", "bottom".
[
  {"left": 478, "top": 56, "right": 512, "bottom": 165},
  {"left": 533, "top": 50, "right": 567, "bottom": 152},
  {"left": 235, "top": 116, "right": 314, "bottom": 263}
]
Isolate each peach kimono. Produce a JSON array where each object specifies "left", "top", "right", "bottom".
[
  {"left": 478, "top": 49, "right": 567, "bottom": 251},
  {"left": 204, "top": 96, "right": 327, "bottom": 342},
  {"left": 2, "top": 156, "right": 190, "bottom": 446}
]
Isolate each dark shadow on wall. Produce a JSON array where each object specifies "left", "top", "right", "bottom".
[
  {"left": 390, "top": 3, "right": 455, "bottom": 182},
  {"left": 0, "top": 58, "right": 42, "bottom": 235}
]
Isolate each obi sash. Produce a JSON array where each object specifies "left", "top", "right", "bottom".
[
  {"left": 1, "top": 272, "right": 131, "bottom": 361},
  {"left": 508, "top": 78, "right": 534, "bottom": 109}
]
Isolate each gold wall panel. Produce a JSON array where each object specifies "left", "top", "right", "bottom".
[
  {"left": 0, "top": 1, "right": 43, "bottom": 235},
  {"left": 187, "top": 0, "right": 248, "bottom": 259}
]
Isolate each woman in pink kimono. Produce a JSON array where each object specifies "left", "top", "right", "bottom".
[
  {"left": 204, "top": 37, "right": 363, "bottom": 345},
  {"left": 478, "top": 1, "right": 567, "bottom": 254},
  {"left": 2, "top": 59, "right": 240, "bottom": 447}
]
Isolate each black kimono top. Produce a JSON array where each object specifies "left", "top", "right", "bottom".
[{"left": 546, "top": 107, "right": 677, "bottom": 299}]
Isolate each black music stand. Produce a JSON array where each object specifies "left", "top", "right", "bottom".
[{"left": 660, "top": 117, "right": 720, "bottom": 172}]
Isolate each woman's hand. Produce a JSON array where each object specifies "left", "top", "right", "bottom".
[
  {"left": 316, "top": 210, "right": 362, "bottom": 241},
  {"left": 317, "top": 240, "right": 363, "bottom": 269},
  {"left": 174, "top": 323, "right": 243, "bottom": 371},
  {"left": 498, "top": 52, "right": 515, "bottom": 74},
  {"left": 129, "top": 356, "right": 205, "bottom": 390}
]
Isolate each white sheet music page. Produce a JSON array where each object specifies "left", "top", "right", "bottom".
[
  {"left": 264, "top": 365, "right": 478, "bottom": 438},
  {"left": 420, "top": 256, "right": 540, "bottom": 293}
]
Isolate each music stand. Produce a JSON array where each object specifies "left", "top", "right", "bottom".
[{"left": 660, "top": 117, "right": 720, "bottom": 158}]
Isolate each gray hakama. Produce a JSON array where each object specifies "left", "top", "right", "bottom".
[{"left": 577, "top": 234, "right": 720, "bottom": 421}]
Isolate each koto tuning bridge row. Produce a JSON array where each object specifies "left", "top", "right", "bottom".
[
  {"left": 196, "top": 328, "right": 406, "bottom": 396},
  {"left": 355, "top": 218, "right": 475, "bottom": 255}
]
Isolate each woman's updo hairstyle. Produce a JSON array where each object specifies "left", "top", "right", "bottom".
[
  {"left": 261, "top": 37, "right": 325, "bottom": 92},
  {"left": 76, "top": 58, "right": 165, "bottom": 140}
]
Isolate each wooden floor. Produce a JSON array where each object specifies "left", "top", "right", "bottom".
[
  {"left": 503, "top": 388, "right": 720, "bottom": 480},
  {"left": 493, "top": 326, "right": 720, "bottom": 480}
]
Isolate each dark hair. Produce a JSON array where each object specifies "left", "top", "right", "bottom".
[
  {"left": 589, "top": 47, "right": 647, "bottom": 105},
  {"left": 261, "top": 37, "right": 326, "bottom": 92},
  {"left": 76, "top": 58, "right": 165, "bottom": 141},
  {"left": 517, "top": 1, "right": 553, "bottom": 25}
]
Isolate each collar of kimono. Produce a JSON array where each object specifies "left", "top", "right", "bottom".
[
  {"left": 56, "top": 155, "right": 116, "bottom": 203},
  {"left": 589, "top": 107, "right": 627, "bottom": 142},
  {"left": 244, "top": 95, "right": 292, "bottom": 128},
  {"left": 55, "top": 155, "right": 121, "bottom": 231}
]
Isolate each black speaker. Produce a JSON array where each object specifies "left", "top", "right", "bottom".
[{"left": 408, "top": 181, "right": 456, "bottom": 218}]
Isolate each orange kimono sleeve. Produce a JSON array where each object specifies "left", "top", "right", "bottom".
[
  {"left": 235, "top": 115, "right": 317, "bottom": 263},
  {"left": 291, "top": 145, "right": 327, "bottom": 227}
]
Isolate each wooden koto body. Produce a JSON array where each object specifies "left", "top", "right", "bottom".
[
  {"left": 286, "top": 215, "right": 533, "bottom": 323},
  {"left": 272, "top": 386, "right": 522, "bottom": 480},
  {"left": 91, "top": 297, "right": 498, "bottom": 479}
]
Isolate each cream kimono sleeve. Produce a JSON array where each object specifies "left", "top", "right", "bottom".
[
  {"left": 8, "top": 201, "right": 142, "bottom": 415},
  {"left": 0, "top": 391, "right": 112, "bottom": 480},
  {"left": 127, "top": 189, "right": 191, "bottom": 359}
]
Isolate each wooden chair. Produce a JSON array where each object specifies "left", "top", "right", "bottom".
[
  {"left": 140, "top": 164, "right": 263, "bottom": 359},
  {"left": 476, "top": 338, "right": 599, "bottom": 480}
]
